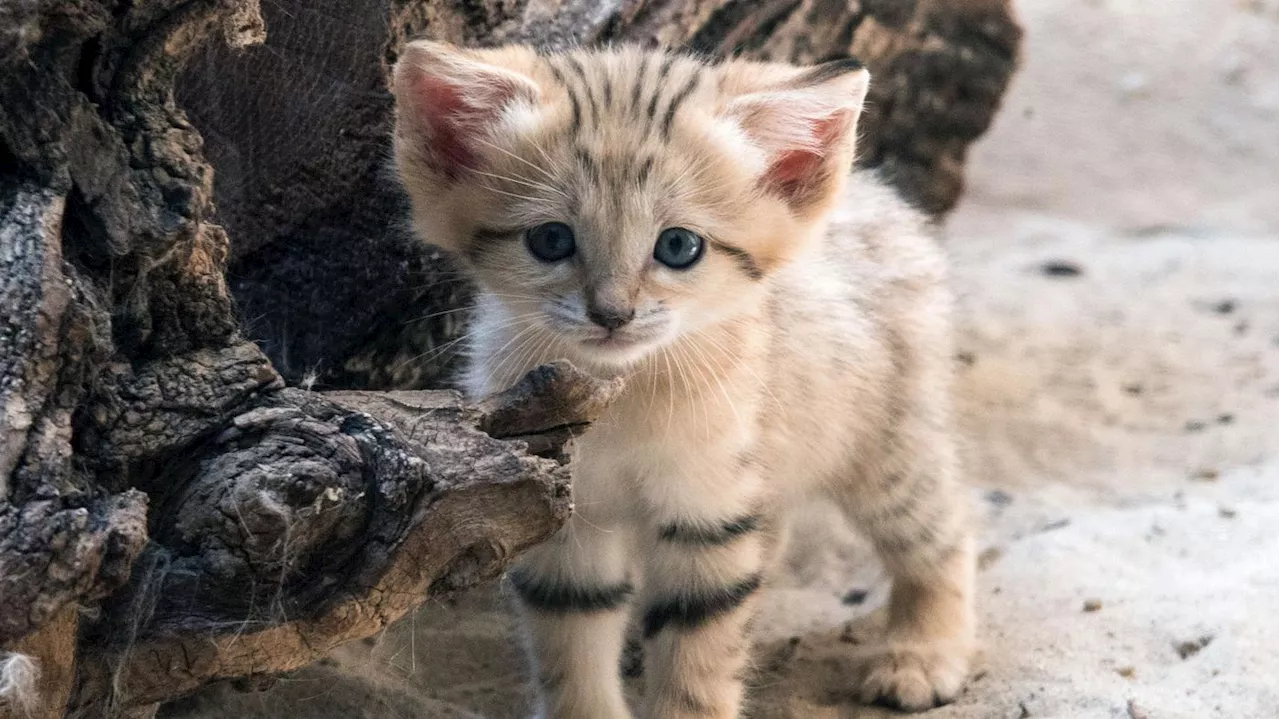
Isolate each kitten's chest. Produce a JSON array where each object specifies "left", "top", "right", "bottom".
[{"left": 572, "top": 367, "right": 762, "bottom": 474}]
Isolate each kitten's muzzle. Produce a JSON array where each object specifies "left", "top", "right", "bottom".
[{"left": 586, "top": 302, "right": 635, "bottom": 330}]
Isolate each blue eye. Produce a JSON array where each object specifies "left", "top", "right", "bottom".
[
  {"left": 654, "top": 227, "right": 704, "bottom": 269},
  {"left": 525, "top": 222, "right": 576, "bottom": 262}
]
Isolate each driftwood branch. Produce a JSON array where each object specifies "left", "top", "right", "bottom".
[
  {"left": 0, "top": 0, "right": 1018, "bottom": 716},
  {"left": 64, "top": 362, "right": 618, "bottom": 714}
]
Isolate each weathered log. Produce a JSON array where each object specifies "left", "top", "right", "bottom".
[
  {"left": 0, "top": 0, "right": 1018, "bottom": 716},
  {"left": 63, "top": 362, "right": 620, "bottom": 715}
]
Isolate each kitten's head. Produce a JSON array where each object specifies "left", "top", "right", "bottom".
[{"left": 392, "top": 42, "right": 869, "bottom": 370}]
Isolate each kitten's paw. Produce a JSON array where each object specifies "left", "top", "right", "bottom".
[{"left": 854, "top": 642, "right": 970, "bottom": 712}]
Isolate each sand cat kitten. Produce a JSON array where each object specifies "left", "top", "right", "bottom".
[{"left": 391, "top": 41, "right": 974, "bottom": 718}]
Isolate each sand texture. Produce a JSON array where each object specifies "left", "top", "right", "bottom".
[{"left": 160, "top": 0, "right": 1279, "bottom": 716}]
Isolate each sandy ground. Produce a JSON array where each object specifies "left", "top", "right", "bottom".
[{"left": 162, "top": 0, "right": 1279, "bottom": 717}]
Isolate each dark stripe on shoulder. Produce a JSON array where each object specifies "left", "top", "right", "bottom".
[
  {"left": 659, "top": 514, "right": 760, "bottom": 546},
  {"left": 642, "top": 574, "right": 762, "bottom": 638},
  {"left": 798, "top": 56, "right": 865, "bottom": 86},
  {"left": 710, "top": 241, "right": 763, "bottom": 280},
  {"left": 509, "top": 568, "right": 633, "bottom": 613},
  {"left": 661, "top": 72, "right": 701, "bottom": 139}
]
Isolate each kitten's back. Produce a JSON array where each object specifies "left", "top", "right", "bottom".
[{"left": 762, "top": 170, "right": 951, "bottom": 495}]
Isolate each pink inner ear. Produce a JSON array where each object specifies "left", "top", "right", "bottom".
[
  {"left": 763, "top": 111, "right": 851, "bottom": 206},
  {"left": 405, "top": 64, "right": 530, "bottom": 182},
  {"left": 408, "top": 72, "right": 479, "bottom": 181}
]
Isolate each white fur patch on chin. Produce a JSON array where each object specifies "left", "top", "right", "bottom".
[{"left": 571, "top": 341, "right": 653, "bottom": 373}]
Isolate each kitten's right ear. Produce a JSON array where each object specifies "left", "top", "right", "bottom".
[
  {"left": 392, "top": 41, "right": 541, "bottom": 182},
  {"left": 722, "top": 59, "right": 870, "bottom": 218}
]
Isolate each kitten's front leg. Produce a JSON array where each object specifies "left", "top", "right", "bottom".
[
  {"left": 637, "top": 461, "right": 769, "bottom": 719},
  {"left": 839, "top": 430, "right": 975, "bottom": 712},
  {"left": 509, "top": 514, "right": 635, "bottom": 719}
]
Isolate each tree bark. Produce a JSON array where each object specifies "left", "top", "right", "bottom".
[
  {"left": 63, "top": 364, "right": 619, "bottom": 716},
  {"left": 0, "top": 0, "right": 1019, "bottom": 716}
]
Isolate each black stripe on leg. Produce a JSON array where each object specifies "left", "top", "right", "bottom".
[
  {"left": 508, "top": 568, "right": 633, "bottom": 613},
  {"left": 658, "top": 514, "right": 760, "bottom": 546},
  {"left": 642, "top": 574, "right": 762, "bottom": 638}
]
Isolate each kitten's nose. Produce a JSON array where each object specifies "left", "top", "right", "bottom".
[{"left": 587, "top": 302, "right": 635, "bottom": 330}]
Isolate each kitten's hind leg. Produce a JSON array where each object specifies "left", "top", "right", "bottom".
[
  {"left": 509, "top": 515, "right": 635, "bottom": 719},
  {"left": 834, "top": 434, "right": 975, "bottom": 712}
]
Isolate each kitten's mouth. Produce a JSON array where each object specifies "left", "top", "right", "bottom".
[
  {"left": 542, "top": 312, "right": 674, "bottom": 365},
  {"left": 573, "top": 329, "right": 664, "bottom": 365},
  {"left": 581, "top": 333, "right": 643, "bottom": 350}
]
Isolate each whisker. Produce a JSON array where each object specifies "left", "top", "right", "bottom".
[
  {"left": 687, "top": 338, "right": 745, "bottom": 434},
  {"left": 391, "top": 311, "right": 543, "bottom": 371},
  {"left": 675, "top": 340, "right": 716, "bottom": 440},
  {"left": 668, "top": 341, "right": 703, "bottom": 439},
  {"left": 401, "top": 304, "right": 478, "bottom": 326},
  {"left": 661, "top": 346, "right": 677, "bottom": 434},
  {"left": 473, "top": 137, "right": 563, "bottom": 184},
  {"left": 482, "top": 324, "right": 550, "bottom": 390},
  {"left": 482, "top": 185, "right": 554, "bottom": 204},
  {"left": 695, "top": 326, "right": 786, "bottom": 415},
  {"left": 648, "top": 343, "right": 661, "bottom": 415},
  {"left": 524, "top": 135, "right": 567, "bottom": 178},
  {"left": 472, "top": 167, "right": 571, "bottom": 202},
  {"left": 493, "top": 324, "right": 556, "bottom": 390}
]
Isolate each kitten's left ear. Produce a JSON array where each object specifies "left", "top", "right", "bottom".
[
  {"left": 393, "top": 41, "right": 542, "bottom": 182},
  {"left": 723, "top": 59, "right": 870, "bottom": 217}
]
